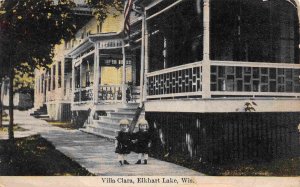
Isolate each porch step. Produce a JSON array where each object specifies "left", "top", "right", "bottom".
[
  {"left": 81, "top": 100, "right": 144, "bottom": 138},
  {"left": 100, "top": 116, "right": 133, "bottom": 124},
  {"left": 93, "top": 120, "right": 119, "bottom": 129},
  {"left": 79, "top": 127, "right": 116, "bottom": 140},
  {"left": 30, "top": 104, "right": 48, "bottom": 118},
  {"left": 81, "top": 125, "right": 118, "bottom": 139},
  {"left": 34, "top": 114, "right": 50, "bottom": 119},
  {"left": 107, "top": 111, "right": 144, "bottom": 119}
]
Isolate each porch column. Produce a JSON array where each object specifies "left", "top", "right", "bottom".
[
  {"left": 122, "top": 40, "right": 127, "bottom": 104},
  {"left": 93, "top": 43, "right": 100, "bottom": 104},
  {"left": 143, "top": 10, "right": 149, "bottom": 102},
  {"left": 79, "top": 59, "right": 83, "bottom": 102},
  {"left": 71, "top": 58, "right": 75, "bottom": 107},
  {"left": 139, "top": 12, "right": 145, "bottom": 106},
  {"left": 202, "top": 0, "right": 211, "bottom": 98}
]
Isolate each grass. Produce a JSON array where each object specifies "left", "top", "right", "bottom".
[
  {"left": 217, "top": 157, "right": 300, "bottom": 176},
  {"left": 0, "top": 135, "right": 93, "bottom": 176},
  {"left": 157, "top": 154, "right": 300, "bottom": 176},
  {"left": 0, "top": 125, "right": 27, "bottom": 132},
  {"left": 46, "top": 120, "right": 77, "bottom": 130}
]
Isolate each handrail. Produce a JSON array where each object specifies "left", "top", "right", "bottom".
[
  {"left": 146, "top": 61, "right": 203, "bottom": 77},
  {"left": 211, "top": 60, "right": 300, "bottom": 69},
  {"left": 74, "top": 86, "right": 93, "bottom": 92}
]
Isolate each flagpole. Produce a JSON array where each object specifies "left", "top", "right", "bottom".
[
  {"left": 122, "top": 40, "right": 126, "bottom": 105},
  {"left": 143, "top": 9, "right": 148, "bottom": 103},
  {"left": 139, "top": 11, "right": 145, "bottom": 107}
]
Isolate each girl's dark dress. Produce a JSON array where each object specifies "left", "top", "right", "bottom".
[
  {"left": 132, "top": 131, "right": 151, "bottom": 154},
  {"left": 115, "top": 131, "right": 132, "bottom": 154}
]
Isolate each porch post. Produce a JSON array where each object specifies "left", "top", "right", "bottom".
[
  {"left": 139, "top": 12, "right": 145, "bottom": 106},
  {"left": 79, "top": 59, "right": 82, "bottom": 102},
  {"left": 93, "top": 43, "right": 100, "bottom": 104},
  {"left": 122, "top": 40, "right": 127, "bottom": 104},
  {"left": 143, "top": 10, "right": 148, "bottom": 102},
  {"left": 71, "top": 58, "right": 75, "bottom": 107},
  {"left": 202, "top": 0, "right": 211, "bottom": 98}
]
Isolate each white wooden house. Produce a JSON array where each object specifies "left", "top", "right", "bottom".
[
  {"left": 33, "top": 0, "right": 300, "bottom": 162},
  {"left": 135, "top": 0, "right": 300, "bottom": 162}
]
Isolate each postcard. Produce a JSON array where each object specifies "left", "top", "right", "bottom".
[{"left": 0, "top": 0, "right": 299, "bottom": 186}]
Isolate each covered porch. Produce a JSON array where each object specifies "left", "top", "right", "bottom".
[
  {"left": 139, "top": 0, "right": 300, "bottom": 103},
  {"left": 68, "top": 33, "right": 141, "bottom": 109}
]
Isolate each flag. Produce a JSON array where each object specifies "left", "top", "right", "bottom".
[{"left": 124, "top": 0, "right": 133, "bottom": 37}]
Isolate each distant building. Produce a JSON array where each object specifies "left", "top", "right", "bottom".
[{"left": 1, "top": 78, "right": 33, "bottom": 110}]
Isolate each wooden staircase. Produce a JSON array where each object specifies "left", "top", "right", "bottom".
[
  {"left": 80, "top": 103, "right": 145, "bottom": 139},
  {"left": 29, "top": 104, "right": 49, "bottom": 120}
]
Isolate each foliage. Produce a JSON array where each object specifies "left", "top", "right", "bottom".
[
  {"left": 244, "top": 101, "right": 257, "bottom": 112},
  {"left": 0, "top": 0, "right": 80, "bottom": 141},
  {"left": 85, "top": 0, "right": 124, "bottom": 23},
  {"left": 0, "top": 0, "right": 78, "bottom": 73},
  {"left": 0, "top": 135, "right": 93, "bottom": 175}
]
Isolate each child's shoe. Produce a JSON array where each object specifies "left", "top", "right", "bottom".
[
  {"left": 135, "top": 160, "right": 141, "bottom": 164},
  {"left": 123, "top": 160, "right": 130, "bottom": 165},
  {"left": 144, "top": 160, "right": 147, "bottom": 164},
  {"left": 119, "top": 161, "right": 123, "bottom": 166}
]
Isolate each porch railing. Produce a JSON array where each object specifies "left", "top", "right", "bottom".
[
  {"left": 145, "top": 60, "right": 300, "bottom": 99},
  {"left": 98, "top": 84, "right": 123, "bottom": 103},
  {"left": 146, "top": 61, "right": 203, "bottom": 99},
  {"left": 210, "top": 61, "right": 300, "bottom": 97},
  {"left": 73, "top": 87, "right": 93, "bottom": 104}
]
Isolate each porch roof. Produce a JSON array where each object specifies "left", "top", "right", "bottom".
[{"left": 66, "top": 32, "right": 124, "bottom": 58}]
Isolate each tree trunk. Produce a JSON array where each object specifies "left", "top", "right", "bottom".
[{"left": 8, "top": 65, "right": 14, "bottom": 143}]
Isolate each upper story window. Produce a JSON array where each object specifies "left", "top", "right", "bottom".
[
  {"left": 87, "top": 30, "right": 91, "bottom": 37},
  {"left": 210, "top": 0, "right": 299, "bottom": 64},
  {"left": 58, "top": 61, "right": 62, "bottom": 88},
  {"left": 52, "top": 65, "right": 56, "bottom": 90},
  {"left": 97, "top": 23, "right": 102, "bottom": 33},
  {"left": 148, "top": 0, "right": 203, "bottom": 72},
  {"left": 41, "top": 74, "right": 44, "bottom": 93},
  {"left": 47, "top": 70, "right": 51, "bottom": 91}
]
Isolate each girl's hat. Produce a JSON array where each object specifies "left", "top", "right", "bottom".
[
  {"left": 119, "top": 119, "right": 129, "bottom": 125},
  {"left": 138, "top": 118, "right": 148, "bottom": 126}
]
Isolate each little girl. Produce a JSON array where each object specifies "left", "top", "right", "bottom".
[
  {"left": 132, "top": 119, "right": 152, "bottom": 164},
  {"left": 115, "top": 119, "right": 132, "bottom": 166}
]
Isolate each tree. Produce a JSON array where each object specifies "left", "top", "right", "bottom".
[
  {"left": 0, "top": 0, "right": 126, "bottom": 142},
  {"left": 0, "top": 37, "right": 9, "bottom": 129},
  {"left": 85, "top": 0, "right": 123, "bottom": 23},
  {"left": 0, "top": 0, "right": 79, "bottom": 143}
]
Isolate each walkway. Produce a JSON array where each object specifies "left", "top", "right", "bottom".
[{"left": 1, "top": 110, "right": 204, "bottom": 176}]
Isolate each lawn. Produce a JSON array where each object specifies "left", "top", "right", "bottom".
[
  {"left": 159, "top": 155, "right": 300, "bottom": 176},
  {"left": 0, "top": 135, "right": 93, "bottom": 176},
  {"left": 216, "top": 158, "right": 300, "bottom": 176},
  {"left": 0, "top": 125, "right": 27, "bottom": 133}
]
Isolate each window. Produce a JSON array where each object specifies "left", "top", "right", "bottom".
[
  {"left": 47, "top": 70, "right": 51, "bottom": 91},
  {"left": 52, "top": 65, "right": 56, "bottom": 90},
  {"left": 75, "top": 66, "right": 80, "bottom": 88},
  {"left": 148, "top": 0, "right": 203, "bottom": 72},
  {"left": 210, "top": 0, "right": 299, "bottom": 63},
  {"left": 70, "top": 78, "right": 72, "bottom": 89},
  {"left": 97, "top": 23, "right": 102, "bottom": 33},
  {"left": 58, "top": 62, "right": 62, "bottom": 88},
  {"left": 41, "top": 74, "right": 44, "bottom": 93}
]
